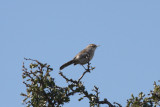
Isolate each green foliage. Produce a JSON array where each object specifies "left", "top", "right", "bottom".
[
  {"left": 21, "top": 59, "right": 70, "bottom": 107},
  {"left": 127, "top": 81, "right": 160, "bottom": 107},
  {"left": 21, "top": 58, "right": 160, "bottom": 107},
  {"left": 21, "top": 58, "right": 120, "bottom": 107}
]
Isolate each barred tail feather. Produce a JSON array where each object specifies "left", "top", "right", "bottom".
[{"left": 60, "top": 60, "right": 74, "bottom": 70}]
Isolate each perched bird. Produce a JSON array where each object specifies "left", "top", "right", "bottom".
[{"left": 60, "top": 44, "right": 99, "bottom": 70}]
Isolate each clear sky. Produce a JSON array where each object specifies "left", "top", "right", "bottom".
[{"left": 0, "top": 0, "right": 160, "bottom": 107}]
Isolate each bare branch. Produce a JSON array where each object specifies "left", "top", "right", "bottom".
[{"left": 59, "top": 72, "right": 78, "bottom": 84}]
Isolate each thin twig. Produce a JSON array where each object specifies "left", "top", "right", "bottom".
[
  {"left": 78, "top": 62, "right": 91, "bottom": 82},
  {"left": 114, "top": 102, "right": 122, "bottom": 107},
  {"left": 59, "top": 72, "right": 77, "bottom": 84}
]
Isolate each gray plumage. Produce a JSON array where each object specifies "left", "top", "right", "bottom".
[{"left": 60, "top": 44, "right": 98, "bottom": 70}]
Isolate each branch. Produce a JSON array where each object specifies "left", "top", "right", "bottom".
[
  {"left": 59, "top": 62, "right": 120, "bottom": 107},
  {"left": 78, "top": 62, "right": 91, "bottom": 82},
  {"left": 93, "top": 86, "right": 121, "bottom": 107},
  {"left": 59, "top": 72, "right": 78, "bottom": 84}
]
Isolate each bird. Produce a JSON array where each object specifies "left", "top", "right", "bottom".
[{"left": 60, "top": 44, "right": 99, "bottom": 70}]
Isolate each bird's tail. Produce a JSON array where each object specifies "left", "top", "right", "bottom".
[{"left": 60, "top": 60, "right": 74, "bottom": 70}]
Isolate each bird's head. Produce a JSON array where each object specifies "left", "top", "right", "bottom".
[{"left": 87, "top": 44, "right": 100, "bottom": 49}]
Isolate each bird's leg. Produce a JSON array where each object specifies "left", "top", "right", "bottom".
[{"left": 82, "top": 65, "right": 87, "bottom": 70}]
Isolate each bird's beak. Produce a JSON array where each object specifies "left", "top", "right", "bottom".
[{"left": 97, "top": 45, "right": 100, "bottom": 47}]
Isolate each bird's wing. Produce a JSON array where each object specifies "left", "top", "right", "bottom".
[{"left": 74, "top": 49, "right": 90, "bottom": 60}]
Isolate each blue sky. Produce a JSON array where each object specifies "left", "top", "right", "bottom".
[{"left": 0, "top": 0, "right": 160, "bottom": 107}]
